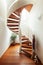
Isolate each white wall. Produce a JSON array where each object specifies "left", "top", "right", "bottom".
[
  {"left": 0, "top": 0, "right": 7, "bottom": 24},
  {"left": 6, "top": 0, "right": 18, "bottom": 9},
  {"left": 7, "top": 0, "right": 18, "bottom": 17},
  {"left": 6, "top": 0, "right": 16, "bottom": 9},
  {"left": 28, "top": 1, "right": 43, "bottom": 63},
  {"left": 20, "top": 9, "right": 33, "bottom": 42},
  {"left": 20, "top": 0, "right": 43, "bottom": 63},
  {"left": 0, "top": 19, "right": 12, "bottom": 57},
  {"left": 0, "top": 0, "right": 12, "bottom": 57}
]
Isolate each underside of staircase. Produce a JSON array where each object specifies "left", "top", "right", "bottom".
[{"left": 7, "top": 4, "right": 35, "bottom": 60}]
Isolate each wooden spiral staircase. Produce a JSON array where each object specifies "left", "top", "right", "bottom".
[{"left": 7, "top": 4, "right": 34, "bottom": 58}]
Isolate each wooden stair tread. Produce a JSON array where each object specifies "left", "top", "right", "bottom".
[
  {"left": 9, "top": 28, "right": 19, "bottom": 30},
  {"left": 12, "top": 30, "right": 19, "bottom": 32},
  {"left": 21, "top": 49, "right": 32, "bottom": 55},
  {"left": 22, "top": 43, "right": 32, "bottom": 46},
  {"left": 21, "top": 47, "right": 32, "bottom": 51},
  {"left": 8, "top": 26, "right": 19, "bottom": 28},
  {"left": 7, "top": 24, "right": 19, "bottom": 26},
  {"left": 21, "top": 36, "right": 30, "bottom": 41},
  {"left": 7, "top": 20, "right": 19, "bottom": 23},
  {"left": 14, "top": 12, "right": 20, "bottom": 16},
  {"left": 21, "top": 40, "right": 29, "bottom": 43},
  {"left": 21, "top": 37, "right": 29, "bottom": 40},
  {"left": 22, "top": 44, "right": 32, "bottom": 48},
  {"left": 22, "top": 40, "right": 29, "bottom": 44},
  {"left": 9, "top": 14, "right": 19, "bottom": 20},
  {"left": 7, "top": 23, "right": 19, "bottom": 25},
  {"left": 22, "top": 40, "right": 32, "bottom": 44},
  {"left": 21, "top": 36, "right": 28, "bottom": 38},
  {"left": 7, "top": 18, "right": 19, "bottom": 21},
  {"left": 21, "top": 37, "right": 31, "bottom": 43},
  {"left": 21, "top": 35, "right": 27, "bottom": 37}
]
